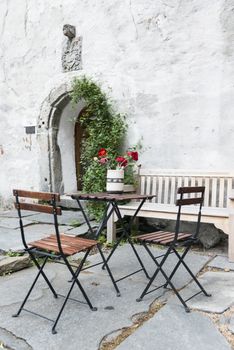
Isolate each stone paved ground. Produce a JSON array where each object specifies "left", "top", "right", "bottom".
[{"left": 0, "top": 210, "right": 233, "bottom": 349}]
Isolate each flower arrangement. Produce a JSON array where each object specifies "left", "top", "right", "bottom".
[
  {"left": 94, "top": 147, "right": 139, "bottom": 186},
  {"left": 94, "top": 148, "right": 138, "bottom": 170}
]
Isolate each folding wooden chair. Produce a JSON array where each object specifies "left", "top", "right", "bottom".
[
  {"left": 135, "top": 186, "right": 211, "bottom": 312},
  {"left": 12, "top": 189, "right": 119, "bottom": 334}
]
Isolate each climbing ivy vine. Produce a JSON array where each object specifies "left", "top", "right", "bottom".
[{"left": 70, "top": 76, "right": 127, "bottom": 219}]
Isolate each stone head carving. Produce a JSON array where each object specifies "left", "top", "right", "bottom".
[
  {"left": 63, "top": 24, "right": 76, "bottom": 39},
  {"left": 62, "top": 24, "right": 82, "bottom": 72}
]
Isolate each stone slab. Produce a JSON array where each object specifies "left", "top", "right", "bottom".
[
  {"left": 0, "top": 245, "right": 209, "bottom": 350},
  {"left": 59, "top": 195, "right": 79, "bottom": 209},
  {"left": 0, "top": 210, "right": 36, "bottom": 218},
  {"left": 208, "top": 255, "right": 234, "bottom": 271},
  {"left": 0, "top": 263, "right": 163, "bottom": 349},
  {"left": 27, "top": 210, "right": 86, "bottom": 226},
  {"left": 0, "top": 255, "right": 31, "bottom": 275},
  {"left": 0, "top": 328, "right": 32, "bottom": 350},
  {"left": 66, "top": 222, "right": 99, "bottom": 236},
  {"left": 0, "top": 266, "right": 55, "bottom": 306},
  {"left": 175, "top": 271, "right": 234, "bottom": 313},
  {"left": 0, "top": 224, "right": 60, "bottom": 251},
  {"left": 0, "top": 217, "right": 33, "bottom": 229},
  {"left": 0, "top": 223, "right": 93, "bottom": 252},
  {"left": 228, "top": 316, "right": 234, "bottom": 334},
  {"left": 115, "top": 304, "right": 232, "bottom": 350},
  {"left": 101, "top": 245, "right": 210, "bottom": 291}
]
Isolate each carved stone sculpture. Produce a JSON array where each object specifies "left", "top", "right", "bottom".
[
  {"left": 62, "top": 24, "right": 82, "bottom": 72},
  {"left": 63, "top": 24, "right": 76, "bottom": 39}
]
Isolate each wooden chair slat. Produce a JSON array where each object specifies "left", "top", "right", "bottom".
[
  {"left": 29, "top": 234, "right": 97, "bottom": 255},
  {"left": 176, "top": 197, "right": 203, "bottom": 206},
  {"left": 15, "top": 202, "right": 62, "bottom": 215},
  {"left": 137, "top": 231, "right": 173, "bottom": 241},
  {"left": 177, "top": 186, "right": 205, "bottom": 194},
  {"left": 13, "top": 189, "right": 60, "bottom": 201},
  {"left": 29, "top": 240, "right": 61, "bottom": 253},
  {"left": 159, "top": 233, "right": 191, "bottom": 244}
]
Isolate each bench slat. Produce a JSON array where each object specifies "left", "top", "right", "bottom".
[
  {"left": 152, "top": 177, "right": 157, "bottom": 203},
  {"left": 164, "top": 177, "right": 169, "bottom": 204},
  {"left": 183, "top": 177, "right": 189, "bottom": 187},
  {"left": 204, "top": 178, "right": 210, "bottom": 207},
  {"left": 170, "top": 177, "right": 176, "bottom": 204},
  {"left": 158, "top": 177, "right": 163, "bottom": 203},
  {"left": 15, "top": 202, "right": 62, "bottom": 215},
  {"left": 211, "top": 178, "right": 217, "bottom": 207},
  {"left": 140, "top": 176, "right": 146, "bottom": 195},
  {"left": 146, "top": 176, "right": 151, "bottom": 196},
  {"left": 219, "top": 178, "right": 225, "bottom": 208}
]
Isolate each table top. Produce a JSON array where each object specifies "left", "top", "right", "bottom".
[{"left": 71, "top": 192, "right": 156, "bottom": 201}]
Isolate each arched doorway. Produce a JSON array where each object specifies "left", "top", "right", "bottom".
[{"left": 37, "top": 83, "right": 86, "bottom": 194}]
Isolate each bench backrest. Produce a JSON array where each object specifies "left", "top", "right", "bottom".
[{"left": 138, "top": 169, "right": 234, "bottom": 208}]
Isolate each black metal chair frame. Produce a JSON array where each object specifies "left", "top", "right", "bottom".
[
  {"left": 12, "top": 189, "right": 119, "bottom": 334},
  {"left": 136, "top": 186, "right": 211, "bottom": 312}
]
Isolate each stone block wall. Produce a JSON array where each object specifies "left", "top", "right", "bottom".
[{"left": 0, "top": 0, "right": 234, "bottom": 206}]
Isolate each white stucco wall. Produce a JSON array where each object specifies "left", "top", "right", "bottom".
[{"left": 0, "top": 0, "right": 234, "bottom": 206}]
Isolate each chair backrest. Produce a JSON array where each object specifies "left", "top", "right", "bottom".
[
  {"left": 174, "top": 186, "right": 205, "bottom": 241},
  {"left": 13, "top": 189, "right": 62, "bottom": 250}
]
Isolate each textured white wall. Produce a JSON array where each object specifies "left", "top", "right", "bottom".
[{"left": 0, "top": 0, "right": 234, "bottom": 206}]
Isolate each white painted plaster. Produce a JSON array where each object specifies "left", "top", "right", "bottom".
[
  {"left": 57, "top": 102, "right": 84, "bottom": 193},
  {"left": 0, "top": 0, "right": 234, "bottom": 206}
]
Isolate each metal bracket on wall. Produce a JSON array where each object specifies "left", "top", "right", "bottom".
[{"left": 25, "top": 126, "right": 36, "bottom": 134}]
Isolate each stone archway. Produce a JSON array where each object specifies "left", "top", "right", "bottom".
[{"left": 37, "top": 83, "right": 85, "bottom": 193}]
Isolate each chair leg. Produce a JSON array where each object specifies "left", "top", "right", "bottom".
[
  {"left": 52, "top": 271, "right": 96, "bottom": 334},
  {"left": 136, "top": 243, "right": 171, "bottom": 302},
  {"left": 64, "top": 251, "right": 97, "bottom": 310},
  {"left": 29, "top": 252, "right": 58, "bottom": 297},
  {"left": 52, "top": 251, "right": 97, "bottom": 334},
  {"left": 172, "top": 248, "right": 211, "bottom": 297},
  {"left": 102, "top": 230, "right": 125, "bottom": 270},
  {"left": 97, "top": 244, "right": 121, "bottom": 297},
  {"left": 164, "top": 246, "right": 190, "bottom": 288},
  {"left": 13, "top": 256, "right": 55, "bottom": 317},
  {"left": 137, "top": 244, "right": 190, "bottom": 312},
  {"left": 128, "top": 239, "right": 150, "bottom": 279}
]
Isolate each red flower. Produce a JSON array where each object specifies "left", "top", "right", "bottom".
[
  {"left": 99, "top": 157, "right": 108, "bottom": 164},
  {"left": 127, "top": 151, "right": 138, "bottom": 161},
  {"left": 116, "top": 156, "right": 128, "bottom": 167},
  {"left": 98, "top": 148, "right": 107, "bottom": 157}
]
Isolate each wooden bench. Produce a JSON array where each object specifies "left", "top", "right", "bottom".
[{"left": 107, "top": 169, "right": 234, "bottom": 262}]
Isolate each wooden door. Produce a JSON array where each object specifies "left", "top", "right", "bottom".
[{"left": 75, "top": 110, "right": 87, "bottom": 190}]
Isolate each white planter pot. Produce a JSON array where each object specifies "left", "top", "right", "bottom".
[{"left": 106, "top": 169, "right": 124, "bottom": 193}]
